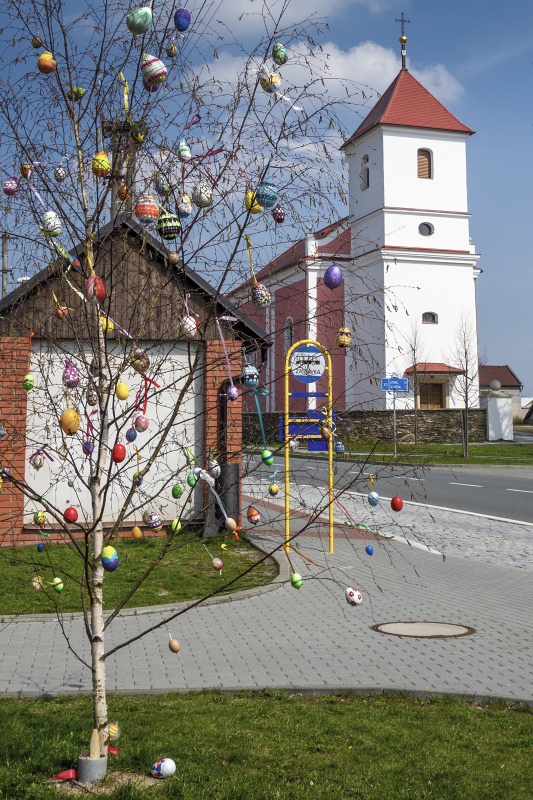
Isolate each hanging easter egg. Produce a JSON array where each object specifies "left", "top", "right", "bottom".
[
  {"left": 41, "top": 209, "right": 61, "bottom": 236},
  {"left": 289, "top": 439, "right": 297, "bottom": 452},
  {"left": 112, "top": 443, "right": 126, "bottom": 463},
  {"left": 55, "top": 306, "right": 68, "bottom": 320},
  {"left": 126, "top": 427, "right": 137, "bottom": 442},
  {"left": 92, "top": 150, "right": 111, "bottom": 178},
  {"left": 240, "top": 363, "right": 259, "bottom": 389},
  {"left": 225, "top": 517, "right": 237, "bottom": 531},
  {"left": 169, "top": 638, "right": 180, "bottom": 652},
  {"left": 211, "top": 557, "right": 223, "bottom": 571},
  {"left": 177, "top": 193, "right": 192, "bottom": 218},
  {"left": 51, "top": 576, "right": 64, "bottom": 592},
  {"left": 58, "top": 444, "right": 69, "bottom": 460},
  {"left": 62, "top": 359, "right": 79, "bottom": 389},
  {"left": 172, "top": 484, "right": 183, "bottom": 499},
  {"left": 117, "top": 184, "right": 130, "bottom": 201},
  {"left": 365, "top": 545, "right": 374, "bottom": 556},
  {"left": 171, "top": 519, "right": 181, "bottom": 533},
  {"left": 157, "top": 209, "right": 181, "bottom": 240},
  {"left": 251, "top": 282, "right": 271, "bottom": 309},
  {"left": 367, "top": 491, "right": 379, "bottom": 507},
  {"left": 131, "top": 347, "right": 150, "bottom": 374},
  {"left": 258, "top": 67, "right": 280, "bottom": 94},
  {"left": 32, "top": 575, "right": 43, "bottom": 590},
  {"left": 34, "top": 510, "right": 46, "bottom": 526},
  {"left": 130, "top": 121, "right": 145, "bottom": 144},
  {"left": 174, "top": 8, "right": 191, "bottom": 31},
  {"left": 54, "top": 165, "right": 67, "bottom": 182},
  {"left": 291, "top": 573, "right": 302, "bottom": 589},
  {"left": 83, "top": 441, "right": 94, "bottom": 456},
  {"left": 84, "top": 275, "right": 106, "bottom": 305},
  {"left": 391, "top": 495, "right": 403, "bottom": 512},
  {"left": 31, "top": 35, "right": 43, "bottom": 48},
  {"left": 126, "top": 5, "right": 153, "bottom": 35},
  {"left": 268, "top": 484, "right": 279, "bottom": 497},
  {"left": 132, "top": 526, "right": 142, "bottom": 539},
  {"left": 180, "top": 315, "right": 197, "bottom": 340},
  {"left": 246, "top": 505, "right": 260, "bottom": 525},
  {"left": 187, "top": 473, "right": 197, "bottom": 488},
  {"left": 271, "top": 204, "right": 285, "bottom": 224},
  {"left": 208, "top": 458, "right": 220, "bottom": 479},
  {"left": 133, "top": 471, "right": 143, "bottom": 487},
  {"left": 336, "top": 326, "right": 351, "bottom": 348},
  {"left": 134, "top": 415, "right": 149, "bottom": 432},
  {"left": 37, "top": 51, "right": 56, "bottom": 74},
  {"left": 60, "top": 408, "right": 80, "bottom": 436},
  {"left": 21, "top": 164, "right": 32, "bottom": 179},
  {"left": 191, "top": 180, "right": 213, "bottom": 209},
  {"left": 320, "top": 424, "right": 332, "bottom": 441},
  {"left": 255, "top": 177, "right": 277, "bottom": 209},
  {"left": 67, "top": 86, "right": 84, "bottom": 101},
  {"left": 116, "top": 382, "right": 129, "bottom": 401},
  {"left": 261, "top": 449, "right": 273, "bottom": 466},
  {"left": 22, "top": 374, "right": 34, "bottom": 391},
  {"left": 345, "top": 587, "right": 363, "bottom": 606},
  {"left": 324, "top": 263, "right": 343, "bottom": 290},
  {"left": 87, "top": 388, "right": 99, "bottom": 406},
  {"left": 334, "top": 441, "right": 345, "bottom": 456},
  {"left": 143, "top": 78, "right": 161, "bottom": 93},
  {"left": 178, "top": 139, "right": 192, "bottom": 162},
  {"left": 30, "top": 453, "right": 44, "bottom": 470},
  {"left": 244, "top": 191, "right": 262, "bottom": 214},
  {"left": 3, "top": 178, "right": 20, "bottom": 196},
  {"left": 101, "top": 545, "right": 119, "bottom": 572},
  {"left": 227, "top": 385, "right": 239, "bottom": 402},
  {"left": 154, "top": 175, "right": 171, "bottom": 197},
  {"left": 99, "top": 316, "right": 114, "bottom": 335},
  {"left": 143, "top": 510, "right": 162, "bottom": 530},
  {"left": 64, "top": 506, "right": 78, "bottom": 523},
  {"left": 134, "top": 194, "right": 159, "bottom": 225},
  {"left": 151, "top": 758, "right": 176, "bottom": 779},
  {"left": 108, "top": 722, "right": 121, "bottom": 741},
  {"left": 166, "top": 41, "right": 178, "bottom": 58},
  {"left": 272, "top": 42, "right": 288, "bottom": 65},
  {"left": 37, "top": 542, "right": 44, "bottom": 552},
  {"left": 141, "top": 52, "right": 168, "bottom": 86}
]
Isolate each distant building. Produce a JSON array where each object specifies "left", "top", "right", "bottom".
[{"left": 479, "top": 365, "right": 523, "bottom": 419}]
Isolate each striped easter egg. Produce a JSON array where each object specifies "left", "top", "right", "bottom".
[
  {"left": 134, "top": 195, "right": 159, "bottom": 225},
  {"left": 141, "top": 53, "right": 168, "bottom": 86},
  {"left": 156, "top": 209, "right": 181, "bottom": 240}
]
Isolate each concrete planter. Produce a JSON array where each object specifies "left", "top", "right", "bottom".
[{"left": 78, "top": 751, "right": 108, "bottom": 784}]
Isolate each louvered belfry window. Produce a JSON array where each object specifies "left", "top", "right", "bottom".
[{"left": 417, "top": 149, "right": 432, "bottom": 179}]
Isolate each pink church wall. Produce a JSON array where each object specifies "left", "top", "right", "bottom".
[
  {"left": 316, "top": 278, "right": 346, "bottom": 411},
  {"left": 273, "top": 279, "right": 307, "bottom": 412}
]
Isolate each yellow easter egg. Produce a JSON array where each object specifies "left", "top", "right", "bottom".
[
  {"left": 116, "top": 382, "right": 129, "bottom": 401},
  {"left": 92, "top": 150, "right": 110, "bottom": 178},
  {"left": 101, "top": 316, "right": 114, "bottom": 334},
  {"left": 60, "top": 408, "right": 80, "bottom": 436},
  {"left": 131, "top": 526, "right": 143, "bottom": 540},
  {"left": 245, "top": 191, "right": 263, "bottom": 214}
]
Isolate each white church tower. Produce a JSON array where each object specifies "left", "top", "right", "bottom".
[{"left": 341, "top": 32, "right": 481, "bottom": 410}]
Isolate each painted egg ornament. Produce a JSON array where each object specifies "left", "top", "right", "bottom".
[
  {"left": 255, "top": 178, "right": 278, "bottom": 210},
  {"left": 101, "top": 545, "right": 119, "bottom": 572},
  {"left": 126, "top": 427, "right": 137, "bottom": 442},
  {"left": 131, "top": 347, "right": 150, "bottom": 374},
  {"left": 268, "top": 483, "right": 279, "bottom": 497},
  {"left": 246, "top": 505, "right": 260, "bottom": 525},
  {"left": 133, "top": 471, "right": 143, "bottom": 487},
  {"left": 174, "top": 7, "right": 191, "bottom": 31},
  {"left": 320, "top": 424, "right": 332, "bottom": 441},
  {"left": 55, "top": 306, "right": 68, "bottom": 320},
  {"left": 345, "top": 587, "right": 363, "bottom": 606},
  {"left": 271, "top": 204, "right": 285, "bottom": 224},
  {"left": 84, "top": 275, "right": 106, "bottom": 305},
  {"left": 37, "top": 51, "right": 56, "bottom": 74},
  {"left": 240, "top": 363, "right": 259, "bottom": 389},
  {"left": 135, "top": 195, "right": 159, "bottom": 225},
  {"left": 244, "top": 191, "right": 262, "bottom": 214},
  {"left": 117, "top": 184, "right": 130, "bottom": 201},
  {"left": 108, "top": 722, "right": 121, "bottom": 741},
  {"left": 166, "top": 41, "right": 178, "bottom": 58},
  {"left": 83, "top": 441, "right": 94, "bottom": 456},
  {"left": 211, "top": 557, "right": 223, "bottom": 571},
  {"left": 126, "top": 5, "right": 153, "bottom": 35},
  {"left": 334, "top": 441, "right": 345, "bottom": 455},
  {"left": 191, "top": 180, "right": 213, "bottom": 209},
  {"left": 34, "top": 510, "right": 46, "bottom": 526},
  {"left": 225, "top": 517, "right": 237, "bottom": 532},
  {"left": 258, "top": 67, "right": 281, "bottom": 94},
  {"left": 261, "top": 449, "right": 274, "bottom": 467},
  {"left": 130, "top": 122, "right": 145, "bottom": 144},
  {"left": 172, "top": 484, "right": 183, "bottom": 499},
  {"left": 32, "top": 575, "right": 43, "bottom": 590},
  {"left": 177, "top": 193, "right": 192, "bottom": 218},
  {"left": 41, "top": 209, "right": 61, "bottom": 236},
  {"left": 144, "top": 510, "right": 162, "bottom": 530},
  {"left": 116, "top": 382, "right": 129, "bottom": 401},
  {"left": 336, "top": 326, "right": 351, "bottom": 348},
  {"left": 60, "top": 408, "right": 80, "bottom": 435},
  {"left": 178, "top": 139, "right": 192, "bottom": 162},
  {"left": 180, "top": 315, "right": 197, "bottom": 340},
  {"left": 3, "top": 178, "right": 21, "bottom": 197},
  {"left": 87, "top": 388, "right": 99, "bottom": 406},
  {"left": 22, "top": 374, "right": 34, "bottom": 391},
  {"left": 21, "top": 164, "right": 32, "bottom": 179},
  {"left": 252, "top": 282, "right": 271, "bottom": 309},
  {"left": 272, "top": 42, "right": 288, "bottom": 65},
  {"left": 92, "top": 150, "right": 111, "bottom": 178},
  {"left": 187, "top": 473, "right": 197, "bottom": 488},
  {"left": 367, "top": 491, "right": 379, "bottom": 507},
  {"left": 134, "top": 415, "right": 149, "bottom": 432},
  {"left": 112, "top": 443, "right": 126, "bottom": 463},
  {"left": 132, "top": 526, "right": 142, "bottom": 539},
  {"left": 54, "top": 165, "right": 67, "bottom": 182},
  {"left": 227, "top": 385, "right": 239, "bottom": 402},
  {"left": 30, "top": 453, "right": 44, "bottom": 470},
  {"left": 151, "top": 758, "right": 176, "bottom": 779},
  {"left": 171, "top": 518, "right": 182, "bottom": 532},
  {"left": 157, "top": 209, "right": 181, "bottom": 240},
  {"left": 64, "top": 506, "right": 78, "bottom": 523},
  {"left": 62, "top": 359, "right": 79, "bottom": 389},
  {"left": 289, "top": 439, "right": 297, "bottom": 452},
  {"left": 208, "top": 458, "right": 220, "bottom": 479},
  {"left": 324, "top": 263, "right": 343, "bottom": 290},
  {"left": 141, "top": 53, "right": 168, "bottom": 86},
  {"left": 51, "top": 576, "right": 64, "bottom": 592},
  {"left": 143, "top": 78, "right": 161, "bottom": 93},
  {"left": 67, "top": 86, "right": 84, "bottom": 101},
  {"left": 391, "top": 495, "right": 403, "bottom": 512},
  {"left": 365, "top": 545, "right": 374, "bottom": 556},
  {"left": 155, "top": 175, "right": 171, "bottom": 197},
  {"left": 169, "top": 638, "right": 180, "bottom": 653},
  {"left": 31, "top": 35, "right": 43, "bottom": 48},
  {"left": 168, "top": 252, "right": 181, "bottom": 266},
  {"left": 291, "top": 572, "right": 302, "bottom": 590},
  {"left": 37, "top": 542, "right": 45, "bottom": 553}
]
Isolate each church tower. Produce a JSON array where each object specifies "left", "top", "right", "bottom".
[{"left": 341, "top": 33, "right": 481, "bottom": 410}]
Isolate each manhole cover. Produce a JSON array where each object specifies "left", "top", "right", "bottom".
[{"left": 371, "top": 621, "right": 475, "bottom": 639}]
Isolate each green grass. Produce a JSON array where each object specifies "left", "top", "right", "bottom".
[
  {"left": 0, "top": 533, "right": 277, "bottom": 616},
  {"left": 1, "top": 692, "right": 533, "bottom": 798}
]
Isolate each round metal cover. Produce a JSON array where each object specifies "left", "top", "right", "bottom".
[{"left": 371, "top": 621, "right": 475, "bottom": 639}]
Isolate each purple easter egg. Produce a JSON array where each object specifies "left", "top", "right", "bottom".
[
  {"left": 323, "top": 263, "right": 342, "bottom": 290},
  {"left": 174, "top": 7, "right": 191, "bottom": 31},
  {"left": 227, "top": 385, "right": 239, "bottom": 402},
  {"left": 83, "top": 441, "right": 94, "bottom": 456}
]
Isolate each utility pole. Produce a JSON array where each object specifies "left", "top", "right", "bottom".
[
  {"left": 101, "top": 120, "right": 139, "bottom": 221},
  {"left": 2, "top": 233, "right": 7, "bottom": 299}
]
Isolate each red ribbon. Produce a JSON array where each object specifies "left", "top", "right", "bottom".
[
  {"left": 185, "top": 113, "right": 201, "bottom": 130},
  {"left": 142, "top": 375, "right": 160, "bottom": 414}
]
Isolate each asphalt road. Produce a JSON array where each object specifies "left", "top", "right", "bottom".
[{"left": 262, "top": 455, "right": 533, "bottom": 524}]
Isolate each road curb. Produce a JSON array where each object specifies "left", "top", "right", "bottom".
[{"left": 246, "top": 450, "right": 533, "bottom": 470}]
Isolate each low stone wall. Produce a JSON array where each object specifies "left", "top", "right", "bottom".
[{"left": 243, "top": 408, "right": 487, "bottom": 445}]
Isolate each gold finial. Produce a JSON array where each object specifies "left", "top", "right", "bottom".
[
  {"left": 395, "top": 12, "right": 410, "bottom": 70},
  {"left": 399, "top": 35, "right": 408, "bottom": 44}
]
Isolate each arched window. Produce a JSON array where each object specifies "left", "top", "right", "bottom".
[
  {"left": 422, "top": 311, "right": 438, "bottom": 324},
  {"left": 284, "top": 317, "right": 294, "bottom": 353},
  {"left": 417, "top": 148, "right": 432, "bottom": 179},
  {"left": 360, "top": 155, "right": 369, "bottom": 190}
]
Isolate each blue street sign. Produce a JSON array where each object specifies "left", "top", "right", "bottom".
[
  {"left": 381, "top": 377, "right": 409, "bottom": 392},
  {"left": 289, "top": 345, "right": 326, "bottom": 384}
]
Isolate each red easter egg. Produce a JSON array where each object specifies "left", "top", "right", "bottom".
[
  {"left": 391, "top": 495, "right": 403, "bottom": 512},
  {"left": 84, "top": 275, "right": 106, "bottom": 305},
  {"left": 64, "top": 506, "right": 78, "bottom": 523},
  {"left": 112, "top": 443, "right": 126, "bottom": 463}
]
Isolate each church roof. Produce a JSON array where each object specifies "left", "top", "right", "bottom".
[
  {"left": 405, "top": 362, "right": 464, "bottom": 375},
  {"left": 341, "top": 70, "right": 474, "bottom": 149}
]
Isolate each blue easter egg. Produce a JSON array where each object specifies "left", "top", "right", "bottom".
[
  {"left": 126, "top": 427, "right": 137, "bottom": 442},
  {"left": 365, "top": 545, "right": 373, "bottom": 555},
  {"left": 334, "top": 442, "right": 344, "bottom": 455},
  {"left": 174, "top": 7, "right": 191, "bottom": 31},
  {"left": 367, "top": 491, "right": 379, "bottom": 507},
  {"left": 101, "top": 546, "right": 119, "bottom": 572},
  {"left": 37, "top": 542, "right": 44, "bottom": 552},
  {"left": 83, "top": 441, "right": 94, "bottom": 456}
]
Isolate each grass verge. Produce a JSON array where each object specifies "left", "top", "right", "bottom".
[
  {"left": 0, "top": 532, "right": 278, "bottom": 616},
  {"left": 1, "top": 692, "right": 532, "bottom": 799}
]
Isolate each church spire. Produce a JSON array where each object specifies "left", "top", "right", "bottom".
[{"left": 395, "top": 11, "right": 410, "bottom": 70}]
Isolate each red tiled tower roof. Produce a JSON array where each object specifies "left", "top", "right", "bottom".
[{"left": 341, "top": 70, "right": 474, "bottom": 149}]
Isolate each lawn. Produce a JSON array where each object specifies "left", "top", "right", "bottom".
[
  {"left": 0, "top": 692, "right": 532, "bottom": 798},
  {"left": 0, "top": 532, "right": 278, "bottom": 616}
]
